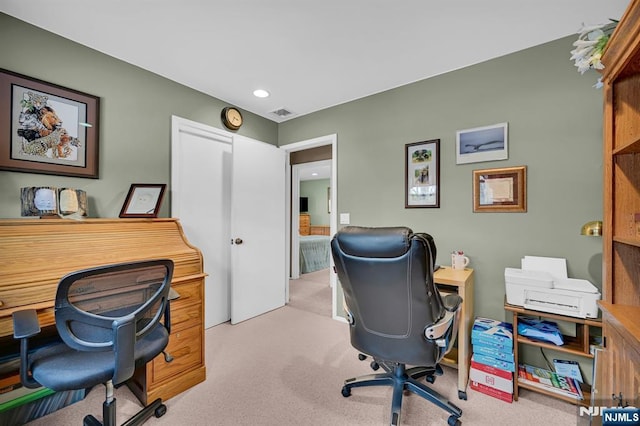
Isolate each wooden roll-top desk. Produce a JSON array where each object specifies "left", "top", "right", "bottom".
[{"left": 0, "top": 218, "right": 206, "bottom": 404}]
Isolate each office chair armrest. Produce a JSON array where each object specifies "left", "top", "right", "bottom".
[
  {"left": 424, "top": 310, "right": 455, "bottom": 343},
  {"left": 13, "top": 309, "right": 41, "bottom": 339},
  {"left": 112, "top": 316, "right": 136, "bottom": 385},
  {"left": 12, "top": 309, "right": 42, "bottom": 389},
  {"left": 442, "top": 294, "right": 462, "bottom": 313},
  {"left": 424, "top": 295, "right": 462, "bottom": 348}
]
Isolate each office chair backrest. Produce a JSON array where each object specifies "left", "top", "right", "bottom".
[
  {"left": 54, "top": 259, "right": 173, "bottom": 385},
  {"left": 331, "top": 226, "right": 446, "bottom": 366}
]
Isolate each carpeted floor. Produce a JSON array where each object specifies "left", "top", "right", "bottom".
[
  {"left": 288, "top": 269, "right": 333, "bottom": 318},
  {"left": 22, "top": 269, "right": 581, "bottom": 425}
]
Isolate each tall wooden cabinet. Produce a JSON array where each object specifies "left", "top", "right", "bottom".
[{"left": 599, "top": 0, "right": 640, "bottom": 408}]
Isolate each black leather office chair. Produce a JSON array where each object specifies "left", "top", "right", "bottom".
[
  {"left": 12, "top": 259, "right": 174, "bottom": 426},
  {"left": 331, "top": 226, "right": 463, "bottom": 426}
]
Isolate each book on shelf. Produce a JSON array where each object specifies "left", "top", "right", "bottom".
[
  {"left": 517, "top": 364, "right": 583, "bottom": 400},
  {"left": 552, "top": 359, "right": 583, "bottom": 383}
]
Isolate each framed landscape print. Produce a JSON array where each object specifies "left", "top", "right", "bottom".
[
  {"left": 456, "top": 122, "right": 508, "bottom": 165},
  {"left": 405, "top": 139, "right": 440, "bottom": 208},
  {"left": 0, "top": 68, "right": 100, "bottom": 178}
]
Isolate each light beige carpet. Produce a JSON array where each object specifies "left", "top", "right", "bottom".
[
  {"left": 23, "top": 270, "right": 580, "bottom": 425},
  {"left": 288, "top": 269, "right": 332, "bottom": 318}
]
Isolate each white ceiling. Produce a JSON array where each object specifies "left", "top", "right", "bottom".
[
  {"left": 0, "top": 1, "right": 629, "bottom": 123},
  {"left": 298, "top": 161, "right": 331, "bottom": 181}
]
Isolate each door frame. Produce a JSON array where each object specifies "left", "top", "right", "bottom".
[{"left": 281, "top": 134, "right": 339, "bottom": 320}]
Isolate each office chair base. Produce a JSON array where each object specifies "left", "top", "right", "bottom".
[
  {"left": 82, "top": 397, "right": 166, "bottom": 426},
  {"left": 342, "top": 363, "right": 462, "bottom": 425}
]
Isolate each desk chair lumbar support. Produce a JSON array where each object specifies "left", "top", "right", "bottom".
[
  {"left": 12, "top": 259, "right": 175, "bottom": 426},
  {"left": 331, "top": 226, "right": 463, "bottom": 426}
]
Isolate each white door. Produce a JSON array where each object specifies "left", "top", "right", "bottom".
[
  {"left": 171, "top": 116, "right": 286, "bottom": 327},
  {"left": 230, "top": 135, "right": 286, "bottom": 324}
]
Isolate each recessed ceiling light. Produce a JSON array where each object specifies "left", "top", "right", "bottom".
[
  {"left": 312, "top": 172, "right": 318, "bottom": 176},
  {"left": 253, "top": 89, "right": 270, "bottom": 98}
]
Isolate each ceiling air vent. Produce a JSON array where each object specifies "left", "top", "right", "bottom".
[{"left": 271, "top": 108, "right": 293, "bottom": 118}]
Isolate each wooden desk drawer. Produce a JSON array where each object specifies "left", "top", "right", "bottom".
[
  {"left": 170, "top": 300, "right": 202, "bottom": 332},
  {"left": 171, "top": 279, "right": 202, "bottom": 307},
  {"left": 151, "top": 325, "right": 202, "bottom": 383}
]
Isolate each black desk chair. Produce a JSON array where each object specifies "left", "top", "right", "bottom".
[
  {"left": 331, "top": 226, "right": 463, "bottom": 426},
  {"left": 12, "top": 259, "right": 174, "bottom": 426}
]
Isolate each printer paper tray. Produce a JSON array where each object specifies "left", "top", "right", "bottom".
[{"left": 524, "top": 290, "right": 597, "bottom": 319}]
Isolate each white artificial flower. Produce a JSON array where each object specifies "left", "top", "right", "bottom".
[
  {"left": 593, "top": 77, "right": 604, "bottom": 89},
  {"left": 577, "top": 23, "right": 608, "bottom": 37},
  {"left": 573, "top": 39, "right": 598, "bottom": 47},
  {"left": 586, "top": 28, "right": 605, "bottom": 41},
  {"left": 571, "top": 20, "right": 617, "bottom": 87}
]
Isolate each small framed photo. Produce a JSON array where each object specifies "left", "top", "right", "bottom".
[
  {"left": 405, "top": 139, "right": 440, "bottom": 208},
  {"left": 0, "top": 68, "right": 100, "bottom": 178},
  {"left": 119, "top": 184, "right": 166, "bottom": 218},
  {"left": 456, "top": 122, "right": 508, "bottom": 165},
  {"left": 473, "top": 166, "right": 526, "bottom": 213}
]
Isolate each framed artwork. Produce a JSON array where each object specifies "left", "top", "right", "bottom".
[
  {"left": 456, "top": 122, "right": 508, "bottom": 165},
  {"left": 405, "top": 139, "right": 440, "bottom": 208},
  {"left": 0, "top": 68, "right": 100, "bottom": 178},
  {"left": 473, "top": 166, "right": 527, "bottom": 213},
  {"left": 119, "top": 184, "right": 166, "bottom": 218}
]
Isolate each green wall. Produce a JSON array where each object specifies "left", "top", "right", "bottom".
[
  {"left": 0, "top": 12, "right": 605, "bottom": 325},
  {"left": 278, "top": 36, "right": 604, "bottom": 322},
  {"left": 300, "top": 179, "right": 330, "bottom": 225},
  {"left": 0, "top": 13, "right": 277, "bottom": 218}
]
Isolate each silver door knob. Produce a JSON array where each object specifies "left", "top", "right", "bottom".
[{"left": 234, "top": 238, "right": 243, "bottom": 245}]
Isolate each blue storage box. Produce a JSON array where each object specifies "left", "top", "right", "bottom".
[{"left": 471, "top": 317, "right": 514, "bottom": 352}]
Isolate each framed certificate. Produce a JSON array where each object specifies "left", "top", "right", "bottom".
[
  {"left": 119, "top": 184, "right": 166, "bottom": 218},
  {"left": 473, "top": 166, "right": 526, "bottom": 213}
]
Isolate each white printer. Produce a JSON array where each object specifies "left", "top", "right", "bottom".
[{"left": 504, "top": 256, "right": 601, "bottom": 319}]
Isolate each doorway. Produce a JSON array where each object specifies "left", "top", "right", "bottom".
[
  {"left": 282, "top": 134, "right": 339, "bottom": 320},
  {"left": 291, "top": 159, "right": 331, "bottom": 279}
]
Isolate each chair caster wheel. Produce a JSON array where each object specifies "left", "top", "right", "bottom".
[
  {"left": 426, "top": 375, "right": 435, "bottom": 384},
  {"left": 448, "top": 415, "right": 461, "bottom": 426},
  {"left": 341, "top": 386, "right": 351, "bottom": 397},
  {"left": 155, "top": 403, "right": 167, "bottom": 418},
  {"left": 370, "top": 361, "right": 379, "bottom": 371},
  {"left": 358, "top": 353, "right": 367, "bottom": 361},
  {"left": 458, "top": 390, "right": 467, "bottom": 400}
]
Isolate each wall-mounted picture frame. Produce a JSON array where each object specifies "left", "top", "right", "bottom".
[
  {"left": 456, "top": 122, "right": 508, "bottom": 165},
  {"left": 119, "top": 184, "right": 166, "bottom": 218},
  {"left": 0, "top": 68, "right": 100, "bottom": 178},
  {"left": 473, "top": 166, "right": 526, "bottom": 213},
  {"left": 405, "top": 139, "right": 440, "bottom": 208}
]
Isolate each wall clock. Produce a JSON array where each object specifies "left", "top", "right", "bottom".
[{"left": 221, "top": 107, "right": 243, "bottom": 130}]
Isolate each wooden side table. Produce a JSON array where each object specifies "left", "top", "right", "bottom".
[{"left": 434, "top": 267, "right": 475, "bottom": 400}]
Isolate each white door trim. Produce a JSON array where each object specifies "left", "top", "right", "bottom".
[{"left": 281, "top": 134, "right": 339, "bottom": 320}]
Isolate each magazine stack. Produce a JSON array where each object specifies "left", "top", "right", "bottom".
[{"left": 469, "top": 317, "right": 514, "bottom": 403}]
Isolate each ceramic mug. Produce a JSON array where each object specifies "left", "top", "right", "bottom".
[{"left": 451, "top": 253, "right": 470, "bottom": 270}]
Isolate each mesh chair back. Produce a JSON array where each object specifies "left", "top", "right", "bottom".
[{"left": 54, "top": 259, "right": 173, "bottom": 383}]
